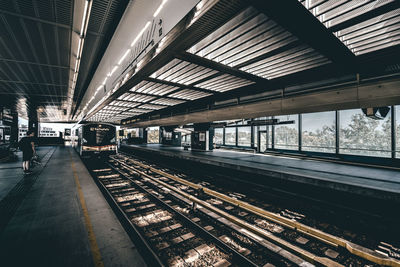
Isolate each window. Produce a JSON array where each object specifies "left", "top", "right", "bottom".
[
  {"left": 253, "top": 126, "right": 258, "bottom": 148},
  {"left": 396, "top": 106, "right": 400, "bottom": 158},
  {"left": 302, "top": 111, "right": 335, "bottom": 153},
  {"left": 182, "top": 134, "right": 191, "bottom": 145},
  {"left": 164, "top": 131, "right": 172, "bottom": 140},
  {"left": 225, "top": 127, "right": 236, "bottom": 145},
  {"left": 214, "top": 128, "right": 223, "bottom": 145},
  {"left": 274, "top": 115, "right": 298, "bottom": 150},
  {"left": 339, "top": 109, "right": 391, "bottom": 157},
  {"left": 147, "top": 127, "right": 159, "bottom": 143},
  {"left": 238, "top": 126, "right": 251, "bottom": 147}
]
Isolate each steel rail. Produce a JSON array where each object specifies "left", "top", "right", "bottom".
[
  {"left": 108, "top": 160, "right": 260, "bottom": 267},
  {"left": 123, "top": 155, "right": 400, "bottom": 267},
  {"left": 84, "top": 160, "right": 165, "bottom": 267},
  {"left": 115, "top": 157, "right": 342, "bottom": 267}
]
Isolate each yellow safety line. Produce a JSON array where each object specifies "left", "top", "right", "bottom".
[{"left": 69, "top": 151, "right": 104, "bottom": 267}]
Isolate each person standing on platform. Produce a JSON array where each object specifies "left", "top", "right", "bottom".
[{"left": 19, "top": 130, "right": 36, "bottom": 174}]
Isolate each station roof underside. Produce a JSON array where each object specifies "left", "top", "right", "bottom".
[
  {"left": 84, "top": 0, "right": 400, "bottom": 126},
  {"left": 2, "top": 0, "right": 400, "bottom": 124}
]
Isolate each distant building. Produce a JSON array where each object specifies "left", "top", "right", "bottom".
[
  {"left": 18, "top": 124, "right": 28, "bottom": 140},
  {"left": 40, "top": 126, "right": 58, "bottom": 137}
]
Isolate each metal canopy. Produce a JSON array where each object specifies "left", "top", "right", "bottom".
[
  {"left": 299, "top": 0, "right": 400, "bottom": 55},
  {"left": 79, "top": 0, "right": 400, "bottom": 125},
  {"left": 0, "top": 0, "right": 128, "bottom": 121}
]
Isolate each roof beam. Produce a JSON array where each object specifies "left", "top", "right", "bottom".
[
  {"left": 0, "top": 80, "right": 67, "bottom": 87},
  {"left": 0, "top": 92, "right": 67, "bottom": 98},
  {"left": 145, "top": 77, "right": 217, "bottom": 95},
  {"left": 0, "top": 58, "right": 70, "bottom": 69},
  {"left": 248, "top": 0, "right": 357, "bottom": 69},
  {"left": 175, "top": 51, "right": 268, "bottom": 84}
]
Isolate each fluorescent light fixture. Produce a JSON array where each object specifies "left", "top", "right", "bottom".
[
  {"left": 80, "top": 0, "right": 89, "bottom": 35},
  {"left": 74, "top": 59, "right": 79, "bottom": 72},
  {"left": 67, "top": 0, "right": 92, "bottom": 120},
  {"left": 196, "top": 1, "right": 204, "bottom": 10},
  {"left": 77, "top": 38, "right": 82, "bottom": 57},
  {"left": 102, "top": 77, "right": 108, "bottom": 85},
  {"left": 130, "top": 21, "right": 151, "bottom": 47},
  {"left": 137, "top": 59, "right": 144, "bottom": 68},
  {"left": 118, "top": 49, "right": 131, "bottom": 65},
  {"left": 110, "top": 65, "right": 118, "bottom": 76},
  {"left": 153, "top": 0, "right": 168, "bottom": 17}
]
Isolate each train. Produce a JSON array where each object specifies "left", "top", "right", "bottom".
[{"left": 74, "top": 123, "right": 117, "bottom": 157}]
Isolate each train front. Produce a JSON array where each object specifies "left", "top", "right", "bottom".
[{"left": 81, "top": 123, "right": 117, "bottom": 157}]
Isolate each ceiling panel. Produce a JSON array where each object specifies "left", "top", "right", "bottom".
[
  {"left": 300, "top": 0, "right": 400, "bottom": 55},
  {"left": 196, "top": 74, "right": 255, "bottom": 92},
  {"left": 129, "top": 108, "right": 152, "bottom": 113},
  {"left": 0, "top": 0, "right": 74, "bottom": 121},
  {"left": 150, "top": 58, "right": 219, "bottom": 85},
  {"left": 239, "top": 45, "right": 330, "bottom": 79},
  {"left": 151, "top": 98, "right": 186, "bottom": 106},
  {"left": 103, "top": 105, "right": 127, "bottom": 111},
  {"left": 130, "top": 81, "right": 179, "bottom": 96},
  {"left": 335, "top": 8, "right": 400, "bottom": 55},
  {"left": 187, "top": 7, "right": 300, "bottom": 68},
  {"left": 139, "top": 103, "right": 166, "bottom": 110},
  {"left": 118, "top": 93, "right": 156, "bottom": 103},
  {"left": 187, "top": 6, "right": 331, "bottom": 80},
  {"left": 109, "top": 100, "right": 140, "bottom": 108},
  {"left": 168, "top": 89, "right": 212, "bottom": 100}
]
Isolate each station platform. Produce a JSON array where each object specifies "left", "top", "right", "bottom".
[
  {"left": 0, "top": 146, "right": 146, "bottom": 267},
  {"left": 121, "top": 144, "right": 400, "bottom": 203}
]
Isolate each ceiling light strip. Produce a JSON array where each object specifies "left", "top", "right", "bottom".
[
  {"left": 82, "top": 0, "right": 174, "bottom": 121},
  {"left": 154, "top": 0, "right": 168, "bottom": 17},
  {"left": 67, "top": 0, "right": 92, "bottom": 119}
]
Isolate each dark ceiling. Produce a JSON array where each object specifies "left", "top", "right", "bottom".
[{"left": 0, "top": 0, "right": 128, "bottom": 121}]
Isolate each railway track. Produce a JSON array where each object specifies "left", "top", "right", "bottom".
[
  {"left": 85, "top": 158, "right": 310, "bottom": 266},
  {"left": 106, "top": 152, "right": 400, "bottom": 267}
]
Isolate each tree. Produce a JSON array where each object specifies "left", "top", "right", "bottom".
[
  {"left": 275, "top": 125, "right": 298, "bottom": 149},
  {"left": 340, "top": 113, "right": 391, "bottom": 156}
]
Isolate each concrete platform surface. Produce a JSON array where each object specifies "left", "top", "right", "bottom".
[
  {"left": 122, "top": 144, "right": 400, "bottom": 201},
  {"left": 0, "top": 147, "right": 53, "bottom": 200},
  {"left": 0, "top": 146, "right": 146, "bottom": 267}
]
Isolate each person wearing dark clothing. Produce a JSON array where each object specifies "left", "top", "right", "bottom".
[{"left": 19, "top": 130, "right": 36, "bottom": 174}]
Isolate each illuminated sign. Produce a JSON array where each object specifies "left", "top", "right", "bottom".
[{"left": 90, "top": 127, "right": 110, "bottom": 131}]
